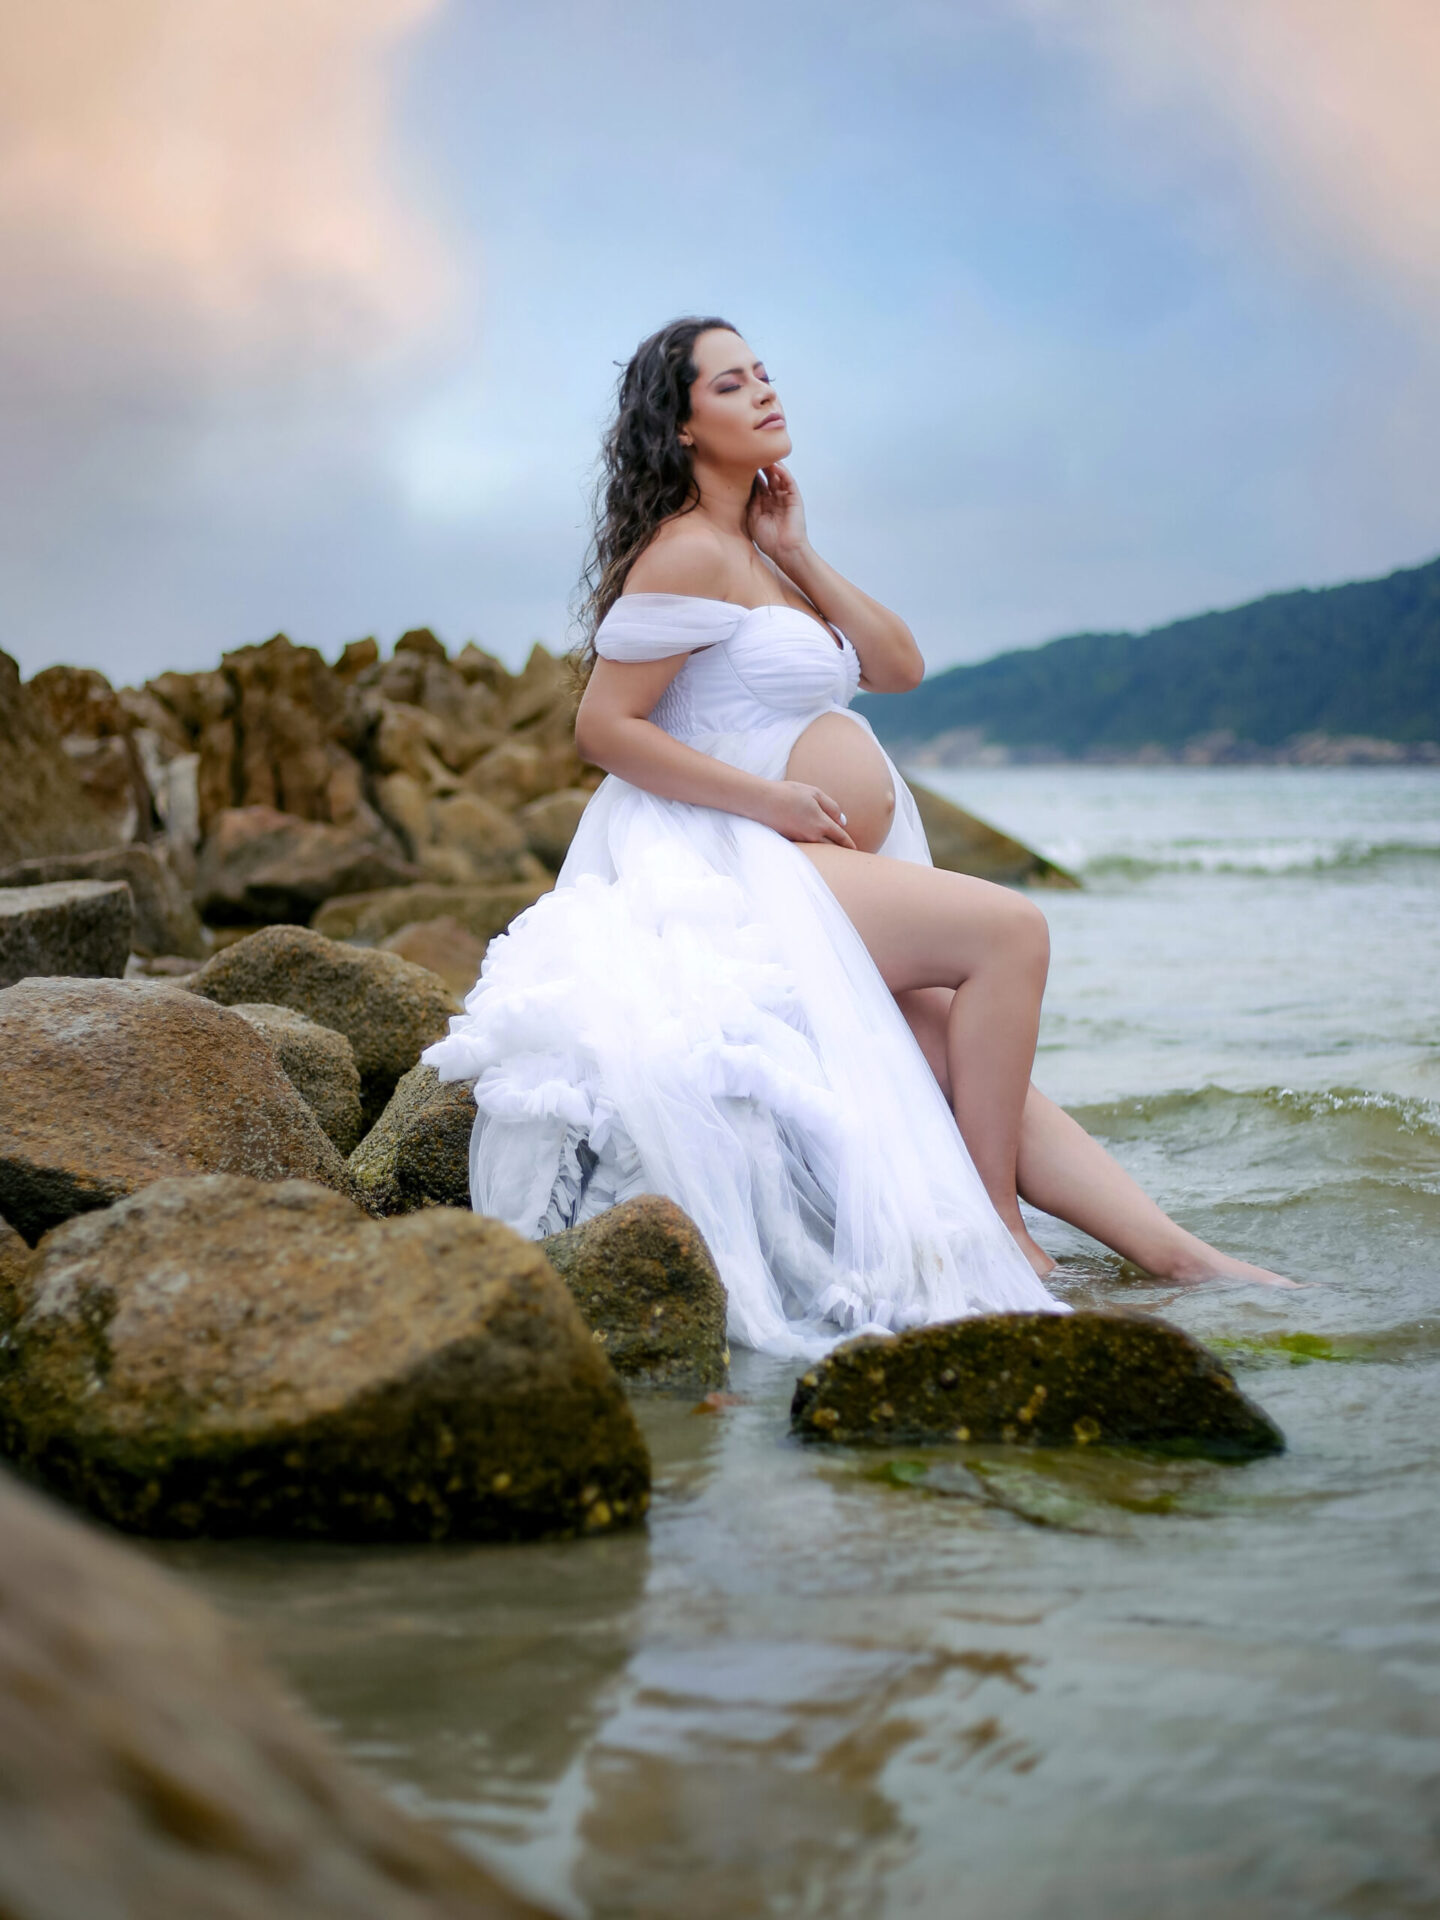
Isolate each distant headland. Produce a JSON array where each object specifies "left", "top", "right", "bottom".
[{"left": 860, "top": 554, "right": 1440, "bottom": 767}]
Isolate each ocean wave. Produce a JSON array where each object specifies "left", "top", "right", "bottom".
[
  {"left": 1067, "top": 1083, "right": 1440, "bottom": 1182},
  {"left": 1080, "top": 840, "right": 1440, "bottom": 881}
]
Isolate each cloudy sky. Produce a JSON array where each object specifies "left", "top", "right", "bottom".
[{"left": 3, "top": 0, "right": 1439, "bottom": 684}]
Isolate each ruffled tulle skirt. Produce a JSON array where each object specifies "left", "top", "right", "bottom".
[{"left": 422, "top": 712, "right": 1063, "bottom": 1358}]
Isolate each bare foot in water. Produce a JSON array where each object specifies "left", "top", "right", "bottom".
[
  {"left": 1160, "top": 1240, "right": 1304, "bottom": 1290},
  {"left": 1011, "top": 1222, "right": 1058, "bottom": 1280}
]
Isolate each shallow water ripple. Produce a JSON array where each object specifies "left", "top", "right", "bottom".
[{"left": 166, "top": 769, "right": 1440, "bottom": 1918}]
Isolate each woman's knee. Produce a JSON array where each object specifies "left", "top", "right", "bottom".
[{"left": 993, "top": 891, "right": 1050, "bottom": 975}]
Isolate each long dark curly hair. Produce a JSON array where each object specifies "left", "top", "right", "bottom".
[{"left": 573, "top": 314, "right": 741, "bottom": 669}]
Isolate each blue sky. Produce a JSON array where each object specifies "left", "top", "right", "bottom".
[{"left": 2, "top": 0, "right": 1438, "bottom": 682}]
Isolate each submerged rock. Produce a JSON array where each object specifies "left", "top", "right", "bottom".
[
  {"left": 0, "top": 843, "right": 205, "bottom": 957},
  {"left": 907, "top": 782, "right": 1080, "bottom": 889},
  {"left": 183, "top": 924, "right": 458, "bottom": 1128},
  {"left": 790, "top": 1310, "right": 1284, "bottom": 1457},
  {"left": 542, "top": 1197, "right": 729, "bottom": 1391},
  {"left": 0, "top": 879, "right": 133, "bottom": 988},
  {"left": 312, "top": 877, "right": 550, "bottom": 946},
  {"left": 228, "top": 1003, "right": 364, "bottom": 1154},
  {"left": 0, "top": 977, "right": 354, "bottom": 1244},
  {"left": 0, "top": 1175, "right": 651, "bottom": 1542},
  {"left": 348, "top": 1061, "right": 475, "bottom": 1216},
  {"left": 0, "top": 1466, "right": 553, "bottom": 1918}
]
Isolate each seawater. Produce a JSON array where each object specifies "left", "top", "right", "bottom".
[{"left": 163, "top": 768, "right": 1440, "bottom": 1919}]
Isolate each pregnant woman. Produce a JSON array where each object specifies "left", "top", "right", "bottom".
[{"left": 424, "top": 316, "right": 1290, "bottom": 1355}]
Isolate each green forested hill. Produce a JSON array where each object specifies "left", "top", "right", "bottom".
[{"left": 859, "top": 554, "right": 1440, "bottom": 756}]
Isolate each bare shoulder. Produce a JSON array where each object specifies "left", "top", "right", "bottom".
[{"left": 623, "top": 517, "right": 732, "bottom": 601}]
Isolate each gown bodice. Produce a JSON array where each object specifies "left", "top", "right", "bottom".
[{"left": 593, "top": 593, "right": 862, "bottom": 750}]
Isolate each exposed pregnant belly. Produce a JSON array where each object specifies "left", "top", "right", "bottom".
[{"left": 784, "top": 712, "right": 896, "bottom": 854}]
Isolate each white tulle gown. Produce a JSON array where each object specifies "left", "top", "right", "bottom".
[{"left": 422, "top": 593, "right": 1063, "bottom": 1358}]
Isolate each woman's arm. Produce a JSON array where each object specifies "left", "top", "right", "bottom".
[{"left": 749, "top": 462, "right": 925, "bottom": 693}]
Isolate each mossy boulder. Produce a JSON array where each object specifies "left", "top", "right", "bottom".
[
  {"left": 542, "top": 1196, "right": 729, "bottom": 1391},
  {"left": 0, "top": 1466, "right": 551, "bottom": 1919},
  {"left": 182, "top": 924, "right": 458, "bottom": 1128},
  {"left": 0, "top": 1216, "right": 29, "bottom": 1334},
  {"left": 227, "top": 1003, "right": 364, "bottom": 1155},
  {"left": 0, "top": 1175, "right": 651, "bottom": 1542},
  {"left": 348, "top": 1061, "right": 475, "bottom": 1215},
  {"left": 0, "top": 978, "right": 356, "bottom": 1245},
  {"left": 790, "top": 1310, "right": 1284, "bottom": 1457}
]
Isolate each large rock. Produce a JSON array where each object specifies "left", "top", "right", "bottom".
[
  {"left": 145, "top": 665, "right": 238, "bottom": 834},
  {"left": 25, "top": 663, "right": 157, "bottom": 843},
  {"left": 542, "top": 1197, "right": 729, "bottom": 1390},
  {"left": 221, "top": 633, "right": 370, "bottom": 825},
  {"left": 349, "top": 1060, "right": 475, "bottom": 1216},
  {"left": 382, "top": 915, "right": 489, "bottom": 997},
  {"left": 462, "top": 740, "right": 583, "bottom": 812},
  {"left": 0, "top": 649, "right": 120, "bottom": 867},
  {"left": 502, "top": 643, "right": 571, "bottom": 730},
  {"left": 228, "top": 1003, "right": 364, "bottom": 1155},
  {"left": 313, "top": 878, "right": 550, "bottom": 946},
  {"left": 0, "top": 879, "right": 133, "bottom": 988},
  {"left": 372, "top": 781, "right": 548, "bottom": 889},
  {"left": 907, "top": 781, "right": 1080, "bottom": 889},
  {"left": 516, "top": 787, "right": 591, "bottom": 871},
  {"left": 0, "top": 978, "right": 355, "bottom": 1245},
  {"left": 0, "top": 842, "right": 205, "bottom": 957},
  {"left": 0, "top": 1466, "right": 553, "bottom": 1918},
  {"left": 183, "top": 925, "right": 460, "bottom": 1128},
  {"left": 790, "top": 1310, "right": 1284, "bottom": 1457},
  {"left": 195, "top": 806, "right": 422, "bottom": 926},
  {"left": 0, "top": 1217, "right": 29, "bottom": 1331},
  {"left": 0, "top": 1175, "right": 652, "bottom": 1542}
]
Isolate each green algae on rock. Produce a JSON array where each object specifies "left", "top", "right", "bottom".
[
  {"left": 349, "top": 1060, "right": 476, "bottom": 1215},
  {"left": 790, "top": 1310, "right": 1284, "bottom": 1458},
  {"left": 0, "top": 1175, "right": 651, "bottom": 1542},
  {"left": 542, "top": 1196, "right": 730, "bottom": 1392},
  {"left": 182, "top": 923, "right": 459, "bottom": 1127}
]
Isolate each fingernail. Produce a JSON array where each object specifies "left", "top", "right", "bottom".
[{"left": 840, "top": 814, "right": 847, "bottom": 825}]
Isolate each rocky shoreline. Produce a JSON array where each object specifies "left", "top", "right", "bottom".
[{"left": 1, "top": 627, "right": 1280, "bottom": 1913}]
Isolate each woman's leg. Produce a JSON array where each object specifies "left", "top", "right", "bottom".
[
  {"left": 897, "top": 984, "right": 1296, "bottom": 1287},
  {"left": 796, "top": 848, "right": 1053, "bottom": 1274}
]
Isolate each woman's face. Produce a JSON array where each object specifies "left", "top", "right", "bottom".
[{"left": 682, "top": 329, "right": 791, "bottom": 469}]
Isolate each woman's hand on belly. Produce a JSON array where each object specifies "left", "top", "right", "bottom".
[
  {"left": 756, "top": 779, "right": 858, "bottom": 849},
  {"left": 784, "top": 713, "right": 897, "bottom": 854}
]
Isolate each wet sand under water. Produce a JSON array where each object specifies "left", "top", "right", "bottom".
[{"left": 161, "top": 769, "right": 1440, "bottom": 1919}]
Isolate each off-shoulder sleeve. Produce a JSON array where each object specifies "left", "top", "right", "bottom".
[{"left": 593, "top": 592, "right": 743, "bottom": 662}]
